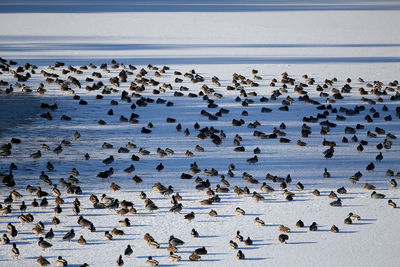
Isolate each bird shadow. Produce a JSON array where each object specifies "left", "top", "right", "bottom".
[
  {"left": 339, "top": 230, "right": 358, "bottom": 234},
  {"left": 197, "top": 235, "right": 220, "bottom": 238},
  {"left": 246, "top": 257, "right": 269, "bottom": 261},
  {"left": 289, "top": 241, "right": 317, "bottom": 245}
]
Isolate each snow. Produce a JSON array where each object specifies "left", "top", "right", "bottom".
[{"left": 0, "top": 1, "right": 400, "bottom": 266}]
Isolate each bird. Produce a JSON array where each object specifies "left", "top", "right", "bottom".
[
  {"left": 366, "top": 162, "right": 375, "bottom": 171},
  {"left": 190, "top": 228, "right": 199, "bottom": 238},
  {"left": 38, "top": 237, "right": 52, "bottom": 250},
  {"left": 330, "top": 198, "right": 342, "bottom": 207},
  {"left": 2, "top": 234, "right": 10, "bottom": 245},
  {"left": 55, "top": 256, "right": 68, "bottom": 266},
  {"left": 371, "top": 191, "right": 385, "bottom": 199},
  {"left": 119, "top": 218, "right": 131, "bottom": 227},
  {"left": 235, "top": 231, "right": 243, "bottom": 242},
  {"left": 388, "top": 200, "right": 397, "bottom": 208},
  {"left": 184, "top": 211, "right": 195, "bottom": 222},
  {"left": 235, "top": 207, "right": 246, "bottom": 216},
  {"left": 170, "top": 203, "right": 183, "bottom": 213},
  {"left": 229, "top": 240, "right": 238, "bottom": 249},
  {"left": 45, "top": 228, "right": 54, "bottom": 240},
  {"left": 168, "top": 252, "right": 182, "bottom": 262},
  {"left": 169, "top": 236, "right": 185, "bottom": 247},
  {"left": 323, "top": 168, "right": 331, "bottom": 178},
  {"left": 63, "top": 229, "right": 75, "bottom": 241},
  {"left": 11, "top": 243, "right": 19, "bottom": 258},
  {"left": 236, "top": 250, "right": 245, "bottom": 260},
  {"left": 146, "top": 256, "right": 159, "bottom": 266},
  {"left": 348, "top": 212, "right": 361, "bottom": 221},
  {"left": 296, "top": 220, "right": 304, "bottom": 227},
  {"left": 116, "top": 255, "right": 124, "bottom": 266},
  {"left": 344, "top": 216, "right": 352, "bottom": 224},
  {"left": 124, "top": 245, "right": 133, "bottom": 256},
  {"left": 77, "top": 235, "right": 86, "bottom": 245},
  {"left": 278, "top": 234, "right": 289, "bottom": 243},
  {"left": 194, "top": 246, "right": 208, "bottom": 255},
  {"left": 104, "top": 231, "right": 113, "bottom": 241},
  {"left": 309, "top": 222, "right": 318, "bottom": 231},
  {"left": 330, "top": 225, "right": 339, "bottom": 233},
  {"left": 244, "top": 237, "right": 253, "bottom": 246},
  {"left": 254, "top": 217, "right": 265, "bottom": 226},
  {"left": 37, "top": 255, "right": 51, "bottom": 266}
]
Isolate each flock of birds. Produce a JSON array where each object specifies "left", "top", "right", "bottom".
[{"left": 0, "top": 56, "right": 399, "bottom": 266}]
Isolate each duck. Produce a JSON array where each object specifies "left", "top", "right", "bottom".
[
  {"left": 55, "top": 256, "right": 68, "bottom": 266},
  {"left": 104, "top": 231, "right": 113, "bottom": 241},
  {"left": 32, "top": 223, "right": 44, "bottom": 235},
  {"left": 184, "top": 211, "right": 195, "bottom": 222},
  {"left": 124, "top": 165, "right": 135, "bottom": 173},
  {"left": 390, "top": 179, "right": 397, "bottom": 188},
  {"left": 169, "top": 235, "right": 184, "bottom": 247},
  {"left": 330, "top": 198, "right": 342, "bottom": 207},
  {"left": 168, "top": 252, "right": 182, "bottom": 262},
  {"left": 328, "top": 191, "right": 338, "bottom": 199},
  {"left": 235, "top": 207, "right": 246, "bottom": 216},
  {"left": 388, "top": 199, "right": 397, "bottom": 208},
  {"left": 236, "top": 250, "right": 245, "bottom": 260},
  {"left": 119, "top": 218, "right": 131, "bottom": 227},
  {"left": 63, "top": 229, "right": 75, "bottom": 241},
  {"left": 296, "top": 220, "right": 304, "bottom": 227},
  {"left": 170, "top": 203, "right": 183, "bottom": 213},
  {"left": 313, "top": 189, "right": 321, "bottom": 196},
  {"left": 194, "top": 246, "right": 207, "bottom": 255},
  {"left": 337, "top": 187, "right": 347, "bottom": 194},
  {"left": 364, "top": 183, "right": 376, "bottom": 190},
  {"left": 244, "top": 237, "right": 253, "bottom": 246},
  {"left": 254, "top": 217, "right": 265, "bottom": 226},
  {"left": 110, "top": 182, "right": 121, "bottom": 192},
  {"left": 2, "top": 233, "right": 10, "bottom": 244},
  {"left": 38, "top": 237, "right": 53, "bottom": 250},
  {"left": 260, "top": 182, "right": 274, "bottom": 193},
  {"left": 11, "top": 243, "right": 19, "bottom": 258},
  {"left": 37, "top": 255, "right": 51, "bottom": 266},
  {"left": 216, "top": 184, "right": 229, "bottom": 193},
  {"left": 112, "top": 228, "right": 124, "bottom": 236},
  {"left": 116, "top": 255, "right": 124, "bottom": 266},
  {"left": 371, "top": 191, "right": 385, "bottom": 199},
  {"left": 148, "top": 240, "right": 160, "bottom": 249},
  {"left": 330, "top": 225, "right": 339, "bottom": 233},
  {"left": 146, "top": 256, "right": 159, "bottom": 266},
  {"left": 209, "top": 209, "right": 218, "bottom": 217},
  {"left": 124, "top": 244, "right": 133, "bottom": 257},
  {"left": 77, "top": 235, "right": 86, "bottom": 245},
  {"left": 344, "top": 216, "right": 352, "bottom": 225},
  {"left": 323, "top": 168, "right": 331, "bottom": 178},
  {"left": 348, "top": 212, "right": 361, "bottom": 221},
  {"left": 235, "top": 230, "right": 243, "bottom": 242},
  {"left": 188, "top": 227, "right": 199, "bottom": 237},
  {"left": 296, "top": 182, "right": 304, "bottom": 191},
  {"left": 280, "top": 225, "right": 291, "bottom": 233},
  {"left": 309, "top": 222, "right": 318, "bottom": 231},
  {"left": 78, "top": 216, "right": 92, "bottom": 228},
  {"left": 252, "top": 191, "right": 264, "bottom": 202},
  {"left": 229, "top": 240, "right": 238, "bottom": 249},
  {"left": 45, "top": 228, "right": 54, "bottom": 240},
  {"left": 189, "top": 252, "right": 201, "bottom": 261},
  {"left": 52, "top": 216, "right": 60, "bottom": 226},
  {"left": 278, "top": 234, "right": 289, "bottom": 243},
  {"left": 168, "top": 244, "right": 178, "bottom": 253}
]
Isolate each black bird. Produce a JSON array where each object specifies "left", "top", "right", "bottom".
[{"left": 366, "top": 162, "right": 375, "bottom": 171}]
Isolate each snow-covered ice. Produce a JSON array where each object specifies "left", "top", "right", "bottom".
[{"left": 0, "top": 1, "right": 400, "bottom": 266}]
